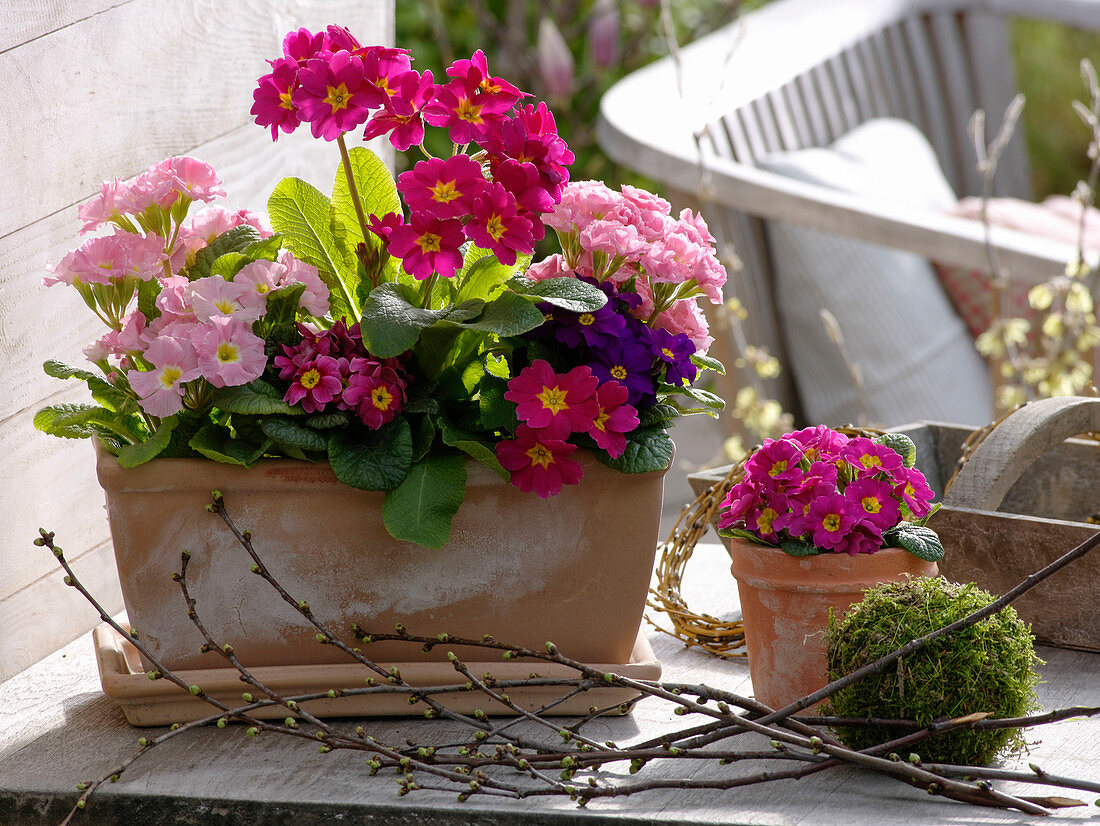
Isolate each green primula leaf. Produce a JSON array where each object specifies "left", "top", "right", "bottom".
[
  {"left": 781, "top": 538, "right": 823, "bottom": 557},
  {"left": 189, "top": 424, "right": 269, "bottom": 466},
  {"left": 261, "top": 416, "right": 327, "bottom": 453},
  {"left": 212, "top": 380, "right": 299, "bottom": 416},
  {"left": 477, "top": 375, "right": 516, "bottom": 432},
  {"left": 666, "top": 382, "right": 725, "bottom": 412},
  {"left": 444, "top": 291, "right": 545, "bottom": 337},
  {"left": 137, "top": 278, "right": 161, "bottom": 323},
  {"left": 884, "top": 523, "right": 945, "bottom": 561},
  {"left": 438, "top": 414, "right": 508, "bottom": 478},
  {"left": 183, "top": 225, "right": 263, "bottom": 281},
  {"left": 33, "top": 403, "right": 138, "bottom": 441},
  {"left": 117, "top": 417, "right": 177, "bottom": 467},
  {"left": 244, "top": 234, "right": 284, "bottom": 261},
  {"left": 210, "top": 252, "right": 250, "bottom": 280},
  {"left": 716, "top": 526, "right": 777, "bottom": 547},
  {"left": 332, "top": 147, "right": 402, "bottom": 243},
  {"left": 359, "top": 283, "right": 455, "bottom": 358},
  {"left": 305, "top": 411, "right": 351, "bottom": 429},
  {"left": 509, "top": 275, "right": 608, "bottom": 312},
  {"left": 382, "top": 452, "right": 468, "bottom": 549},
  {"left": 874, "top": 432, "right": 918, "bottom": 468},
  {"left": 637, "top": 402, "right": 679, "bottom": 429},
  {"left": 268, "top": 177, "right": 357, "bottom": 318},
  {"left": 409, "top": 415, "right": 437, "bottom": 462},
  {"left": 327, "top": 419, "right": 413, "bottom": 491},
  {"left": 42, "top": 360, "right": 137, "bottom": 413},
  {"left": 263, "top": 281, "right": 307, "bottom": 328},
  {"left": 457, "top": 247, "right": 532, "bottom": 301},
  {"left": 690, "top": 352, "right": 726, "bottom": 375},
  {"left": 597, "top": 427, "right": 674, "bottom": 474}
]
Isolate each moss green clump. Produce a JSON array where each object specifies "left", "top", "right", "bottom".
[{"left": 823, "top": 577, "right": 1041, "bottom": 766}]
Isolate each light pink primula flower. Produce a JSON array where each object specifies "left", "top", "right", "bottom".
[
  {"left": 185, "top": 207, "right": 272, "bottom": 244},
  {"left": 148, "top": 156, "right": 227, "bottom": 205},
  {"left": 195, "top": 317, "right": 267, "bottom": 388},
  {"left": 579, "top": 219, "right": 646, "bottom": 259},
  {"left": 155, "top": 275, "right": 198, "bottom": 323},
  {"left": 654, "top": 298, "right": 712, "bottom": 352},
  {"left": 190, "top": 275, "right": 264, "bottom": 324},
  {"left": 278, "top": 250, "right": 330, "bottom": 316},
  {"left": 44, "top": 232, "right": 165, "bottom": 287},
  {"left": 129, "top": 335, "right": 202, "bottom": 417},
  {"left": 234, "top": 259, "right": 285, "bottom": 302}
]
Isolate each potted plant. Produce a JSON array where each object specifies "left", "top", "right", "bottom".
[
  {"left": 34, "top": 26, "right": 726, "bottom": 672},
  {"left": 717, "top": 426, "right": 944, "bottom": 708}
]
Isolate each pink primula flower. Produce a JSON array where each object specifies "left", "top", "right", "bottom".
[
  {"left": 464, "top": 182, "right": 535, "bottom": 265},
  {"left": 894, "top": 466, "right": 936, "bottom": 519},
  {"left": 195, "top": 317, "right": 267, "bottom": 388},
  {"left": 343, "top": 357, "right": 407, "bottom": 429},
  {"left": 586, "top": 380, "right": 638, "bottom": 458},
  {"left": 45, "top": 232, "right": 165, "bottom": 287},
  {"left": 189, "top": 275, "right": 264, "bottom": 324},
  {"left": 233, "top": 259, "right": 285, "bottom": 303},
  {"left": 252, "top": 57, "right": 305, "bottom": 140},
  {"left": 294, "top": 50, "right": 386, "bottom": 141},
  {"left": 496, "top": 424, "right": 583, "bottom": 499},
  {"left": 362, "top": 69, "right": 436, "bottom": 151},
  {"left": 423, "top": 74, "right": 513, "bottom": 145},
  {"left": 844, "top": 477, "right": 901, "bottom": 534},
  {"left": 386, "top": 213, "right": 465, "bottom": 279},
  {"left": 504, "top": 360, "right": 599, "bottom": 439},
  {"left": 128, "top": 335, "right": 202, "bottom": 418},
  {"left": 807, "top": 493, "right": 861, "bottom": 552},
  {"left": 152, "top": 156, "right": 227, "bottom": 204},
  {"left": 840, "top": 437, "right": 905, "bottom": 480},
  {"left": 283, "top": 354, "right": 345, "bottom": 414},
  {"left": 398, "top": 154, "right": 487, "bottom": 220},
  {"left": 277, "top": 250, "right": 330, "bottom": 317},
  {"left": 446, "top": 50, "right": 525, "bottom": 106}
]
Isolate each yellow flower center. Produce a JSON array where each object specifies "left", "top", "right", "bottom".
[
  {"left": 485, "top": 214, "right": 506, "bottom": 241},
  {"left": 610, "top": 365, "right": 628, "bottom": 381},
  {"left": 578, "top": 313, "right": 595, "bottom": 327},
  {"left": 593, "top": 410, "right": 609, "bottom": 432},
  {"left": 861, "top": 496, "right": 882, "bottom": 514},
  {"left": 756, "top": 507, "right": 778, "bottom": 533},
  {"left": 823, "top": 513, "right": 841, "bottom": 532},
  {"left": 525, "top": 443, "right": 554, "bottom": 469},
  {"left": 216, "top": 342, "right": 240, "bottom": 365},
  {"left": 768, "top": 460, "right": 788, "bottom": 477},
  {"left": 325, "top": 83, "right": 352, "bottom": 112},
  {"left": 537, "top": 386, "right": 569, "bottom": 414},
  {"left": 457, "top": 98, "right": 483, "bottom": 124},
  {"left": 430, "top": 180, "right": 462, "bottom": 204},
  {"left": 661, "top": 347, "right": 675, "bottom": 359},
  {"left": 416, "top": 232, "right": 442, "bottom": 253},
  {"left": 860, "top": 454, "right": 882, "bottom": 470},
  {"left": 159, "top": 366, "right": 182, "bottom": 389},
  {"left": 371, "top": 386, "right": 393, "bottom": 411},
  {"left": 279, "top": 91, "right": 294, "bottom": 111},
  {"left": 300, "top": 369, "right": 321, "bottom": 390}
]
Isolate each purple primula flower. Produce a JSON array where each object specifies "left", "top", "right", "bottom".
[
  {"left": 552, "top": 302, "right": 626, "bottom": 349},
  {"left": 650, "top": 327, "right": 697, "bottom": 386},
  {"left": 589, "top": 337, "right": 656, "bottom": 406}
]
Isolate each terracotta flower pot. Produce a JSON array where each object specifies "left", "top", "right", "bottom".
[
  {"left": 96, "top": 444, "right": 668, "bottom": 671},
  {"left": 727, "top": 538, "right": 938, "bottom": 709}
]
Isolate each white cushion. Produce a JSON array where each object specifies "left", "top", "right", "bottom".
[{"left": 757, "top": 118, "right": 994, "bottom": 428}]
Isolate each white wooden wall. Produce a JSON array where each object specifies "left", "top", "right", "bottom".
[{"left": 0, "top": 0, "right": 393, "bottom": 682}]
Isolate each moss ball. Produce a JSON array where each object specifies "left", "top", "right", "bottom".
[{"left": 822, "top": 577, "right": 1041, "bottom": 766}]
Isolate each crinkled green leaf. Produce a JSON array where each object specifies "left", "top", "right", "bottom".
[
  {"left": 210, "top": 252, "right": 250, "bottom": 280},
  {"left": 33, "top": 403, "right": 137, "bottom": 440},
  {"left": 438, "top": 414, "right": 507, "bottom": 478},
  {"left": 509, "top": 275, "right": 608, "bottom": 312},
  {"left": 268, "top": 177, "right": 357, "bottom": 318},
  {"left": 638, "top": 402, "right": 679, "bottom": 429},
  {"left": 874, "top": 432, "right": 918, "bottom": 468},
  {"left": 382, "top": 452, "right": 467, "bottom": 549},
  {"left": 780, "top": 538, "right": 823, "bottom": 557},
  {"left": 359, "top": 283, "right": 454, "bottom": 358},
  {"left": 477, "top": 375, "right": 516, "bottom": 431},
  {"left": 261, "top": 416, "right": 327, "bottom": 453},
  {"left": 597, "top": 427, "right": 673, "bottom": 474},
  {"left": 263, "top": 281, "right": 307, "bottom": 328},
  {"left": 189, "top": 424, "right": 269, "bottom": 466},
  {"left": 690, "top": 352, "right": 726, "bottom": 375},
  {"left": 305, "top": 411, "right": 351, "bottom": 429},
  {"left": 42, "top": 360, "right": 137, "bottom": 413},
  {"left": 327, "top": 419, "right": 413, "bottom": 491},
  {"left": 443, "top": 291, "right": 545, "bottom": 336},
  {"left": 457, "top": 247, "right": 532, "bottom": 302},
  {"left": 884, "top": 523, "right": 945, "bottom": 561},
  {"left": 117, "top": 417, "right": 177, "bottom": 467},
  {"left": 183, "top": 225, "right": 263, "bottom": 281},
  {"left": 212, "top": 380, "right": 299, "bottom": 415},
  {"left": 244, "top": 235, "right": 284, "bottom": 261}
]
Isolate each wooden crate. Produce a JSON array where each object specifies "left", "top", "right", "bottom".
[{"left": 687, "top": 397, "right": 1100, "bottom": 652}]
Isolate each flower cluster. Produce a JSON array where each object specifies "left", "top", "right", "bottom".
[
  {"left": 718, "top": 427, "right": 937, "bottom": 556},
  {"left": 252, "top": 26, "right": 573, "bottom": 278},
  {"left": 45, "top": 157, "right": 325, "bottom": 420},
  {"left": 496, "top": 359, "right": 639, "bottom": 497},
  {"left": 529, "top": 180, "right": 726, "bottom": 351},
  {"left": 274, "top": 321, "right": 407, "bottom": 427}
]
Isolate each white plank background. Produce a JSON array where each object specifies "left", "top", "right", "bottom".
[{"left": 0, "top": 0, "right": 394, "bottom": 682}]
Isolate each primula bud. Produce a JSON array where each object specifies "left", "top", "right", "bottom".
[
  {"left": 536, "top": 17, "right": 575, "bottom": 102},
  {"left": 587, "top": 0, "right": 620, "bottom": 69}
]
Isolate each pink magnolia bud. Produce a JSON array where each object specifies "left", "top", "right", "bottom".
[
  {"left": 588, "top": 0, "right": 620, "bottom": 70},
  {"left": 537, "top": 17, "right": 576, "bottom": 102}
]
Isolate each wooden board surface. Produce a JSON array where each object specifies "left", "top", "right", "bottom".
[{"left": 0, "top": 542, "right": 1097, "bottom": 825}]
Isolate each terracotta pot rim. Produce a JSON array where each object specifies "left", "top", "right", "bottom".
[{"left": 94, "top": 437, "right": 672, "bottom": 492}]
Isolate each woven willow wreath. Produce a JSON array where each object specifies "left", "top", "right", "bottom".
[{"left": 647, "top": 426, "right": 888, "bottom": 657}]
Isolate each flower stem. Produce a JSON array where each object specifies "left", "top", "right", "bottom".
[{"left": 336, "top": 133, "right": 371, "bottom": 243}]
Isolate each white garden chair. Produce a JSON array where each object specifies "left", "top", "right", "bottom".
[{"left": 598, "top": 0, "right": 1100, "bottom": 433}]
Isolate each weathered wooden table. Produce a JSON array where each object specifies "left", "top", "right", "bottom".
[{"left": 2, "top": 542, "right": 1098, "bottom": 825}]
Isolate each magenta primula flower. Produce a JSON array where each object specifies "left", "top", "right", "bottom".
[
  {"left": 496, "top": 424, "right": 583, "bottom": 499},
  {"left": 504, "top": 359, "right": 599, "bottom": 439},
  {"left": 788, "top": 425, "right": 849, "bottom": 463},
  {"left": 844, "top": 477, "right": 901, "bottom": 534},
  {"left": 343, "top": 357, "right": 408, "bottom": 429},
  {"left": 894, "top": 466, "right": 936, "bottom": 518},
  {"left": 423, "top": 74, "right": 515, "bottom": 145},
  {"left": 252, "top": 57, "right": 303, "bottom": 140},
  {"left": 281, "top": 27, "right": 329, "bottom": 64},
  {"left": 446, "top": 49, "right": 526, "bottom": 106},
  {"left": 363, "top": 69, "right": 436, "bottom": 151},
  {"left": 586, "top": 380, "right": 638, "bottom": 458},
  {"left": 293, "top": 50, "right": 386, "bottom": 140},
  {"left": 807, "top": 493, "right": 860, "bottom": 552},
  {"left": 386, "top": 213, "right": 465, "bottom": 279},
  {"left": 283, "top": 354, "right": 344, "bottom": 414},
  {"left": 744, "top": 437, "right": 805, "bottom": 486},
  {"left": 358, "top": 45, "right": 414, "bottom": 100},
  {"left": 195, "top": 317, "right": 267, "bottom": 388},
  {"left": 464, "top": 182, "right": 535, "bottom": 265},
  {"left": 840, "top": 437, "right": 905, "bottom": 479},
  {"left": 398, "top": 154, "right": 487, "bottom": 219}
]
